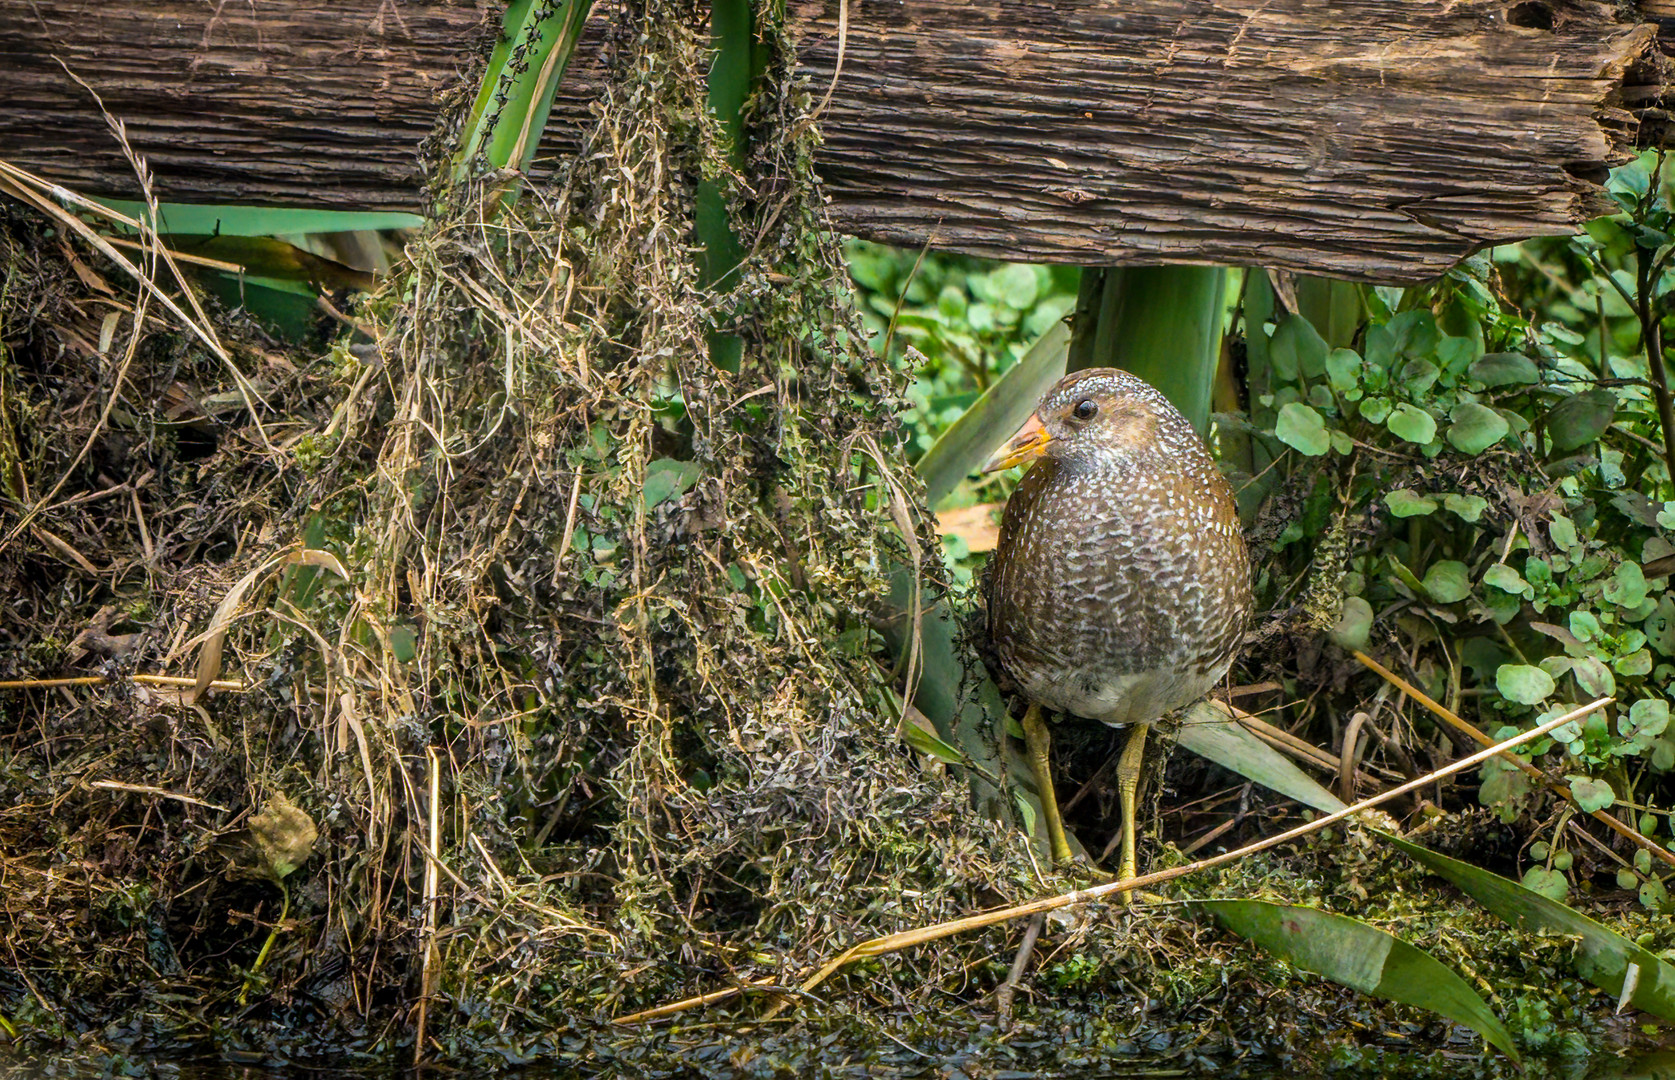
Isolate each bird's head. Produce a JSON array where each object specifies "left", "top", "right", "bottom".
[{"left": 981, "top": 367, "right": 1177, "bottom": 474}]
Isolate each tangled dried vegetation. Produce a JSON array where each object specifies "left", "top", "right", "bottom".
[{"left": 0, "top": 2, "right": 1065, "bottom": 1066}]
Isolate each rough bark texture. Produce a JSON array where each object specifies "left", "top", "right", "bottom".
[{"left": 0, "top": 0, "right": 1666, "bottom": 279}]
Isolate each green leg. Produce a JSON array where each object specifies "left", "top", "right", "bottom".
[
  {"left": 1115, "top": 721, "right": 1152, "bottom": 899},
  {"left": 1021, "top": 702, "right": 1073, "bottom": 865}
]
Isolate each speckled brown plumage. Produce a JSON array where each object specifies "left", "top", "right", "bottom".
[
  {"left": 983, "top": 367, "right": 1251, "bottom": 874},
  {"left": 987, "top": 368, "right": 1251, "bottom": 727}
]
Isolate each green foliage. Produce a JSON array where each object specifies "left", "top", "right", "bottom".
[
  {"left": 845, "top": 241, "right": 1080, "bottom": 461},
  {"left": 1239, "top": 150, "right": 1675, "bottom": 912}
]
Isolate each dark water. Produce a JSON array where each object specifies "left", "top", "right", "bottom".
[{"left": 5, "top": 1052, "right": 1675, "bottom": 1080}]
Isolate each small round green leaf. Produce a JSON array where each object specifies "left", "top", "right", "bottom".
[
  {"left": 1387, "top": 403, "right": 1437, "bottom": 444},
  {"left": 1546, "top": 389, "right": 1618, "bottom": 452},
  {"left": 1422, "top": 560, "right": 1471, "bottom": 604},
  {"left": 1331, "top": 596, "right": 1374, "bottom": 651},
  {"left": 1443, "top": 493, "right": 1489, "bottom": 522},
  {"left": 1447, "top": 402, "right": 1510, "bottom": 454},
  {"left": 1568, "top": 776, "right": 1616, "bottom": 813},
  {"left": 1358, "top": 397, "right": 1392, "bottom": 425},
  {"left": 1483, "top": 564, "right": 1533, "bottom": 599},
  {"left": 1470, "top": 352, "right": 1540, "bottom": 387},
  {"left": 1521, "top": 866, "right": 1570, "bottom": 902},
  {"left": 1326, "top": 348, "right": 1362, "bottom": 392},
  {"left": 1605, "top": 562, "right": 1649, "bottom": 609},
  {"left": 1497, "top": 663, "right": 1555, "bottom": 705},
  {"left": 1572, "top": 657, "right": 1615, "bottom": 698},
  {"left": 1628, "top": 699, "right": 1671, "bottom": 740},
  {"left": 1275, "top": 402, "right": 1331, "bottom": 456},
  {"left": 1385, "top": 489, "right": 1438, "bottom": 518}
]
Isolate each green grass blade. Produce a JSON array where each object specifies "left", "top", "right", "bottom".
[
  {"left": 453, "top": 0, "right": 596, "bottom": 190},
  {"left": 1189, "top": 900, "right": 1521, "bottom": 1061},
  {"left": 696, "top": 0, "right": 767, "bottom": 372},
  {"left": 1069, "top": 266, "right": 1227, "bottom": 433},
  {"left": 915, "top": 320, "right": 1070, "bottom": 507},
  {"left": 93, "top": 201, "right": 421, "bottom": 236},
  {"left": 1383, "top": 834, "right": 1675, "bottom": 1022},
  {"left": 1174, "top": 702, "right": 1345, "bottom": 815},
  {"left": 462, "top": 0, "right": 537, "bottom": 148}
]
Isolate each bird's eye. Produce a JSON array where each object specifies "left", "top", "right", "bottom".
[{"left": 1072, "top": 398, "right": 1098, "bottom": 421}]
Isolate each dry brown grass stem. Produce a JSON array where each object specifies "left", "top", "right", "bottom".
[
  {"left": 613, "top": 696, "right": 1610, "bottom": 1026},
  {"left": 88, "top": 780, "right": 231, "bottom": 812},
  {"left": 1352, "top": 650, "right": 1675, "bottom": 870},
  {"left": 0, "top": 674, "right": 246, "bottom": 691}
]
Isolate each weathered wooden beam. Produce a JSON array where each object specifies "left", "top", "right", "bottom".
[{"left": 0, "top": 1, "right": 1666, "bottom": 281}]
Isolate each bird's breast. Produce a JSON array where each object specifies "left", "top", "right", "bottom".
[{"left": 988, "top": 454, "right": 1250, "bottom": 725}]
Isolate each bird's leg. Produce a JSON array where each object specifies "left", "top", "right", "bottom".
[
  {"left": 1021, "top": 702, "right": 1074, "bottom": 865},
  {"left": 1115, "top": 720, "right": 1152, "bottom": 901}
]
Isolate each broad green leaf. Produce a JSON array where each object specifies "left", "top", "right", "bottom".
[
  {"left": 1400, "top": 358, "right": 1440, "bottom": 396},
  {"left": 1568, "top": 776, "right": 1616, "bottom": 812},
  {"left": 643, "top": 459, "right": 702, "bottom": 507},
  {"left": 1444, "top": 493, "right": 1488, "bottom": 522},
  {"left": 1479, "top": 757, "right": 1531, "bottom": 810},
  {"left": 1549, "top": 513, "right": 1579, "bottom": 551},
  {"left": 1325, "top": 348, "right": 1362, "bottom": 392},
  {"left": 1188, "top": 900, "right": 1519, "bottom": 1062},
  {"left": 1384, "top": 489, "right": 1437, "bottom": 517},
  {"left": 1605, "top": 562, "right": 1649, "bottom": 609},
  {"left": 1275, "top": 403, "right": 1331, "bottom": 456},
  {"left": 1615, "top": 649, "right": 1652, "bottom": 677},
  {"left": 1384, "top": 834, "right": 1675, "bottom": 1022},
  {"left": 1546, "top": 389, "right": 1617, "bottom": 452},
  {"left": 1447, "top": 402, "right": 1509, "bottom": 454},
  {"left": 1386, "top": 403, "right": 1437, "bottom": 445},
  {"left": 1646, "top": 597, "right": 1675, "bottom": 656},
  {"left": 1176, "top": 703, "right": 1345, "bottom": 814},
  {"left": 1385, "top": 309, "right": 1441, "bottom": 361},
  {"left": 1331, "top": 596, "right": 1374, "bottom": 651},
  {"left": 1483, "top": 564, "right": 1533, "bottom": 600},
  {"left": 879, "top": 571, "right": 1050, "bottom": 856},
  {"left": 1496, "top": 663, "right": 1555, "bottom": 705},
  {"left": 916, "top": 321, "right": 1070, "bottom": 506},
  {"left": 1422, "top": 561, "right": 1470, "bottom": 604},
  {"left": 1469, "top": 352, "right": 1540, "bottom": 387},
  {"left": 1627, "top": 699, "right": 1671, "bottom": 740},
  {"left": 1071, "top": 267, "right": 1226, "bottom": 432},
  {"left": 1572, "top": 657, "right": 1615, "bottom": 698},
  {"left": 1270, "top": 315, "right": 1329, "bottom": 381},
  {"left": 992, "top": 264, "right": 1039, "bottom": 309}
]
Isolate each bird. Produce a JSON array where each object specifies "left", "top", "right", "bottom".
[{"left": 982, "top": 367, "right": 1251, "bottom": 890}]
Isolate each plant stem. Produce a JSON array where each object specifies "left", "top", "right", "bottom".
[
  {"left": 1635, "top": 245, "right": 1675, "bottom": 488},
  {"left": 237, "top": 880, "right": 290, "bottom": 1006}
]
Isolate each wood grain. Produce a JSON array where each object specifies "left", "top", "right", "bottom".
[{"left": 0, "top": 0, "right": 1665, "bottom": 280}]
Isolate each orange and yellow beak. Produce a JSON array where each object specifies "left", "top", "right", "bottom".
[{"left": 982, "top": 412, "right": 1053, "bottom": 473}]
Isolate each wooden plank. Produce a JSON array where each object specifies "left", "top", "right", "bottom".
[
  {"left": 794, "top": 0, "right": 1656, "bottom": 280},
  {"left": 0, "top": 1, "right": 1663, "bottom": 280}
]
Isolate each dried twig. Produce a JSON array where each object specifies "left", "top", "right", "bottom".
[{"left": 614, "top": 698, "right": 1609, "bottom": 1025}]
